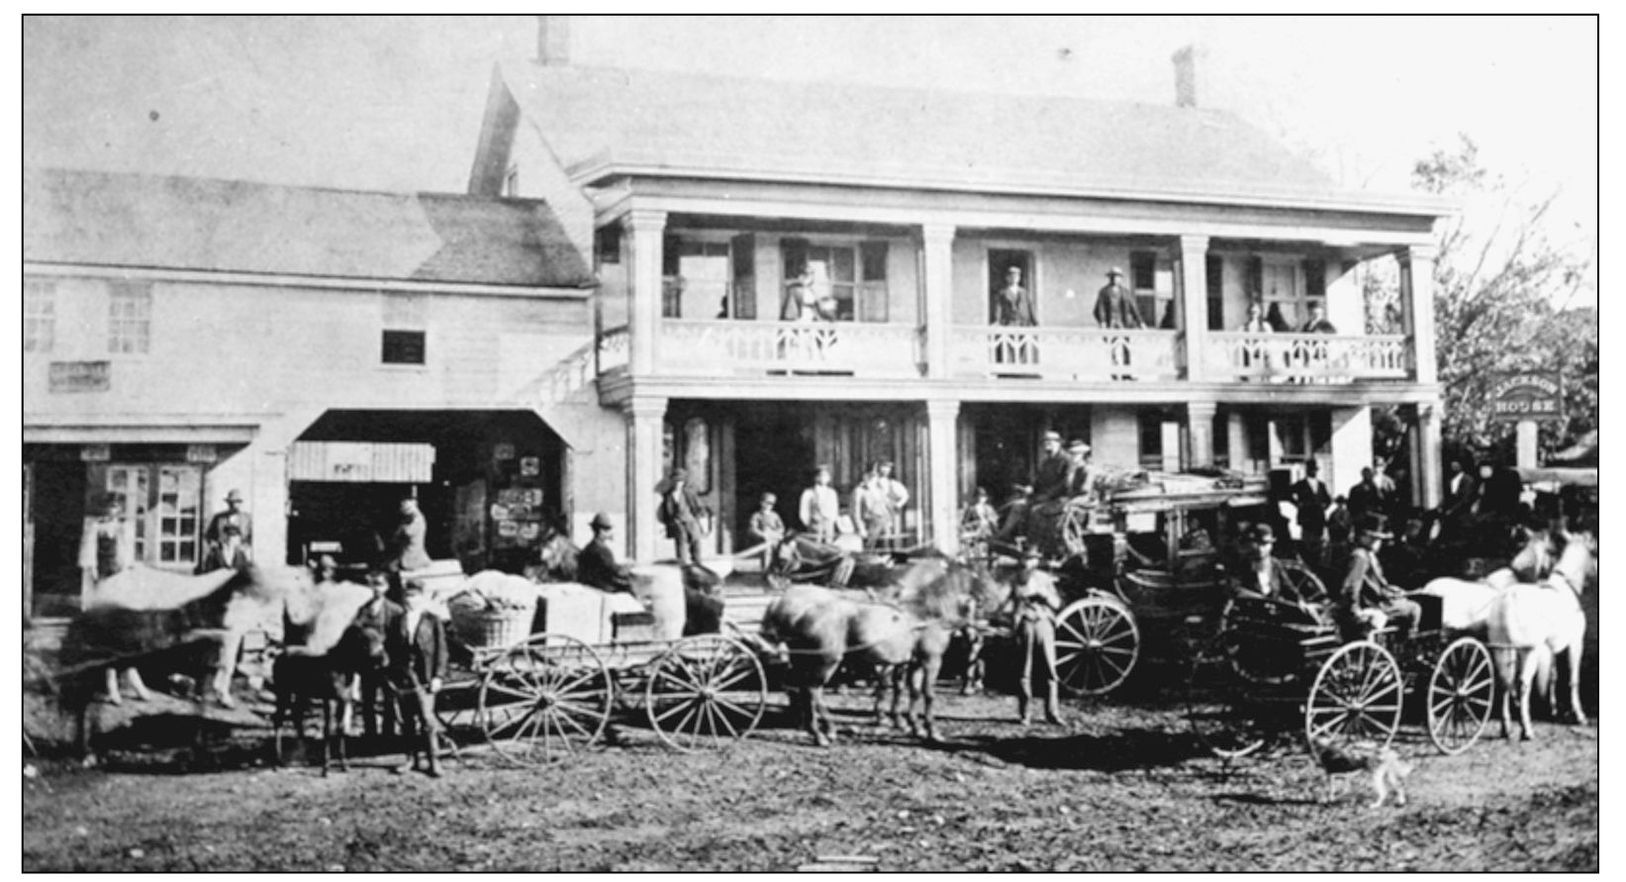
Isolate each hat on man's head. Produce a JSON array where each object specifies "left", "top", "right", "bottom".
[
  {"left": 1107, "top": 267, "right": 1124, "bottom": 277},
  {"left": 1022, "top": 545, "right": 1043, "bottom": 561},
  {"left": 1012, "top": 481, "right": 1034, "bottom": 494},
  {"left": 669, "top": 468, "right": 688, "bottom": 482},
  {"left": 402, "top": 578, "right": 427, "bottom": 596},
  {"left": 1249, "top": 523, "right": 1276, "bottom": 543},
  {"left": 590, "top": 512, "right": 614, "bottom": 530},
  {"left": 1356, "top": 513, "right": 1393, "bottom": 539},
  {"left": 225, "top": 488, "right": 244, "bottom": 503},
  {"left": 1067, "top": 439, "right": 1090, "bottom": 453},
  {"left": 1042, "top": 430, "right": 1062, "bottom": 443},
  {"left": 760, "top": 492, "right": 777, "bottom": 505}
]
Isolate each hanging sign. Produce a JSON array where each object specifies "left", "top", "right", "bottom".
[
  {"left": 186, "top": 444, "right": 218, "bottom": 463},
  {"left": 1488, "top": 373, "right": 1563, "bottom": 423},
  {"left": 79, "top": 444, "right": 111, "bottom": 462}
]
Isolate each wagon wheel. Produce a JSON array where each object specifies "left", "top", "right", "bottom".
[
  {"left": 432, "top": 677, "right": 480, "bottom": 742},
  {"left": 646, "top": 634, "right": 767, "bottom": 752},
  {"left": 1426, "top": 637, "right": 1495, "bottom": 755},
  {"left": 477, "top": 633, "right": 612, "bottom": 767},
  {"left": 1304, "top": 640, "right": 1402, "bottom": 757},
  {"left": 1185, "top": 635, "right": 1269, "bottom": 759},
  {"left": 1278, "top": 559, "right": 1329, "bottom": 606},
  {"left": 1054, "top": 594, "right": 1140, "bottom": 696}
]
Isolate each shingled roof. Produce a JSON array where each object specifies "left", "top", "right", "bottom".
[
  {"left": 500, "top": 63, "right": 1440, "bottom": 214},
  {"left": 24, "top": 167, "right": 595, "bottom": 288}
]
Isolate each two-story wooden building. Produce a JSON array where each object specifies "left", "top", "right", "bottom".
[
  {"left": 23, "top": 168, "right": 597, "bottom": 616},
  {"left": 468, "top": 37, "right": 1453, "bottom": 562}
]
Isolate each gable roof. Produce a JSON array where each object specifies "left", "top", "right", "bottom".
[
  {"left": 499, "top": 63, "right": 1445, "bottom": 216},
  {"left": 24, "top": 167, "right": 595, "bottom": 289}
]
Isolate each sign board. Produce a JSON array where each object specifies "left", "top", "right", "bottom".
[
  {"left": 186, "top": 444, "right": 218, "bottom": 464},
  {"left": 288, "top": 442, "right": 436, "bottom": 483},
  {"left": 1488, "top": 373, "right": 1563, "bottom": 423},
  {"left": 79, "top": 444, "right": 111, "bottom": 462},
  {"left": 49, "top": 361, "right": 111, "bottom": 393}
]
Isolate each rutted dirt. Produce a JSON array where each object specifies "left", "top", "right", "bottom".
[{"left": 22, "top": 686, "right": 1598, "bottom": 872}]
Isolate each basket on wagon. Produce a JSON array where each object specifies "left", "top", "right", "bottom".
[{"left": 447, "top": 573, "right": 539, "bottom": 649}]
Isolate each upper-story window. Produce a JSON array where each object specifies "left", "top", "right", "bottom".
[
  {"left": 1248, "top": 256, "right": 1329, "bottom": 333},
  {"left": 107, "top": 281, "right": 152, "bottom": 354},
  {"left": 780, "top": 238, "right": 888, "bottom": 322},
  {"left": 381, "top": 292, "right": 427, "bottom": 365},
  {"left": 1131, "top": 251, "right": 1176, "bottom": 329},
  {"left": 594, "top": 224, "right": 622, "bottom": 267},
  {"left": 663, "top": 233, "right": 756, "bottom": 320},
  {"left": 24, "top": 279, "right": 55, "bottom": 353}
]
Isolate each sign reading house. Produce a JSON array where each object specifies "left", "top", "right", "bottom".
[{"left": 1488, "top": 372, "right": 1563, "bottom": 423}]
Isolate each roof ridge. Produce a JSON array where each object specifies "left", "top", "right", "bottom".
[{"left": 24, "top": 164, "right": 555, "bottom": 208}]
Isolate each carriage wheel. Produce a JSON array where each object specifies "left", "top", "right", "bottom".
[
  {"left": 1278, "top": 559, "right": 1329, "bottom": 605},
  {"left": 646, "top": 634, "right": 767, "bottom": 752},
  {"left": 1186, "top": 635, "right": 1268, "bottom": 759},
  {"left": 1304, "top": 640, "right": 1402, "bottom": 757},
  {"left": 477, "top": 633, "right": 612, "bottom": 767},
  {"left": 1426, "top": 637, "right": 1495, "bottom": 755},
  {"left": 1054, "top": 594, "right": 1140, "bottom": 696}
]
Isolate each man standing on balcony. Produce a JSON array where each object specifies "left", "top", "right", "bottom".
[
  {"left": 992, "top": 265, "right": 1036, "bottom": 327},
  {"left": 657, "top": 468, "right": 710, "bottom": 566},
  {"left": 1300, "top": 301, "right": 1337, "bottom": 334},
  {"left": 1093, "top": 267, "right": 1144, "bottom": 329}
]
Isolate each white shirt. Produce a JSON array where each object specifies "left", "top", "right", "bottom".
[{"left": 799, "top": 484, "right": 839, "bottom": 531}]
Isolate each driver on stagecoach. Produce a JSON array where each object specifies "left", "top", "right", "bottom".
[{"left": 1032, "top": 431, "right": 1071, "bottom": 503}]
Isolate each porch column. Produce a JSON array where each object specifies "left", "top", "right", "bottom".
[
  {"left": 1227, "top": 413, "right": 1248, "bottom": 473},
  {"left": 1413, "top": 401, "right": 1444, "bottom": 510},
  {"left": 1398, "top": 245, "right": 1439, "bottom": 385},
  {"left": 919, "top": 224, "right": 956, "bottom": 378},
  {"left": 625, "top": 395, "right": 668, "bottom": 562},
  {"left": 1329, "top": 406, "right": 1373, "bottom": 503},
  {"left": 626, "top": 209, "right": 668, "bottom": 376},
  {"left": 1178, "top": 235, "right": 1210, "bottom": 381},
  {"left": 1185, "top": 401, "right": 1217, "bottom": 469},
  {"left": 924, "top": 399, "right": 960, "bottom": 553}
]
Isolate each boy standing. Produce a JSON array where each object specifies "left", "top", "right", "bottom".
[{"left": 387, "top": 579, "right": 447, "bottom": 777}]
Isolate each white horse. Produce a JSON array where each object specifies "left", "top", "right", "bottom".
[
  {"left": 1415, "top": 528, "right": 1556, "bottom": 633},
  {"left": 1487, "top": 532, "right": 1595, "bottom": 740}
]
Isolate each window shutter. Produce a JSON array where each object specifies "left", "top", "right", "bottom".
[
  {"left": 1206, "top": 254, "right": 1225, "bottom": 331},
  {"left": 1246, "top": 255, "right": 1264, "bottom": 299},
  {"left": 731, "top": 233, "right": 756, "bottom": 320},
  {"left": 859, "top": 241, "right": 889, "bottom": 322},
  {"left": 1304, "top": 258, "right": 1326, "bottom": 302}
]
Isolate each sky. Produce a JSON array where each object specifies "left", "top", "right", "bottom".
[{"left": 22, "top": 15, "right": 1598, "bottom": 273}]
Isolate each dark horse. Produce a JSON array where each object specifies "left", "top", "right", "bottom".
[{"left": 759, "top": 554, "right": 1003, "bottom": 745}]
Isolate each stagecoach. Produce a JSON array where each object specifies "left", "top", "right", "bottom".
[
  {"left": 1013, "top": 471, "right": 1321, "bottom": 698},
  {"left": 1184, "top": 590, "right": 1497, "bottom": 763}
]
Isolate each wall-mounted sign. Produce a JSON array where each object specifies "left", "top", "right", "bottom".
[
  {"left": 79, "top": 444, "right": 111, "bottom": 462},
  {"left": 1489, "top": 372, "right": 1563, "bottom": 423},
  {"left": 186, "top": 444, "right": 218, "bottom": 464},
  {"left": 288, "top": 442, "right": 435, "bottom": 482},
  {"left": 50, "top": 361, "right": 110, "bottom": 393}
]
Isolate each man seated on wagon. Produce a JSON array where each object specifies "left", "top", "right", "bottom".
[
  {"left": 577, "top": 513, "right": 633, "bottom": 594},
  {"left": 1336, "top": 514, "right": 1420, "bottom": 641},
  {"left": 1229, "top": 524, "right": 1322, "bottom": 618}
]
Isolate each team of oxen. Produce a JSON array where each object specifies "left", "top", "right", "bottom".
[{"left": 46, "top": 522, "right": 1593, "bottom": 767}]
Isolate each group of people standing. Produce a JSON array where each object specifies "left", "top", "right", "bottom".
[{"left": 1238, "top": 299, "right": 1337, "bottom": 334}]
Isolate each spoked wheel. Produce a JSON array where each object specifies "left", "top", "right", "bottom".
[
  {"left": 1054, "top": 593, "right": 1140, "bottom": 696},
  {"left": 1426, "top": 637, "right": 1496, "bottom": 755},
  {"left": 646, "top": 634, "right": 767, "bottom": 751},
  {"left": 477, "top": 633, "right": 612, "bottom": 767},
  {"left": 1304, "top": 640, "right": 1402, "bottom": 757},
  {"left": 1186, "top": 635, "right": 1269, "bottom": 759},
  {"left": 1278, "top": 559, "right": 1330, "bottom": 605}
]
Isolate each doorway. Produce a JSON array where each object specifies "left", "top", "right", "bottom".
[
  {"left": 731, "top": 406, "right": 816, "bottom": 544},
  {"left": 987, "top": 248, "right": 1036, "bottom": 324}
]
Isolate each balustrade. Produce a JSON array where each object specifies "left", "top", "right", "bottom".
[
  {"left": 645, "top": 320, "right": 923, "bottom": 377},
  {"left": 949, "top": 326, "right": 1181, "bottom": 381},
  {"left": 1204, "top": 332, "right": 1411, "bottom": 382}
]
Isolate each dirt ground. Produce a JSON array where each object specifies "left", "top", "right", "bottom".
[{"left": 23, "top": 680, "right": 1598, "bottom": 872}]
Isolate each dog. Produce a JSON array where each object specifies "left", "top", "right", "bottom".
[{"left": 1309, "top": 736, "right": 1415, "bottom": 808}]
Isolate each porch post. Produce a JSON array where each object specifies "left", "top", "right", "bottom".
[
  {"left": 1178, "top": 235, "right": 1210, "bottom": 381},
  {"left": 920, "top": 224, "right": 956, "bottom": 379},
  {"left": 1416, "top": 400, "right": 1443, "bottom": 509},
  {"left": 924, "top": 399, "right": 960, "bottom": 553},
  {"left": 626, "top": 209, "right": 668, "bottom": 376},
  {"left": 1398, "top": 244, "right": 1439, "bottom": 385},
  {"left": 625, "top": 395, "right": 668, "bottom": 562},
  {"left": 1185, "top": 401, "right": 1217, "bottom": 469}
]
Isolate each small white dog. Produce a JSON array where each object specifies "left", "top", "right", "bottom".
[{"left": 1309, "top": 736, "right": 1415, "bottom": 808}]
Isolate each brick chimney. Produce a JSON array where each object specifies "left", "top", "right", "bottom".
[
  {"left": 1172, "top": 44, "right": 1204, "bottom": 108},
  {"left": 537, "top": 15, "right": 570, "bottom": 66}
]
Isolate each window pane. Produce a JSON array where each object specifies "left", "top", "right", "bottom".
[
  {"left": 831, "top": 247, "right": 855, "bottom": 283},
  {"left": 160, "top": 544, "right": 176, "bottom": 563},
  {"left": 382, "top": 330, "right": 427, "bottom": 364},
  {"left": 1131, "top": 252, "right": 1156, "bottom": 290}
]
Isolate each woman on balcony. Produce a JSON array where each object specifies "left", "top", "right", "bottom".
[{"left": 1238, "top": 300, "right": 1271, "bottom": 376}]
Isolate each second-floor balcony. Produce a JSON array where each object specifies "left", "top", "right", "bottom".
[
  {"left": 950, "top": 326, "right": 1181, "bottom": 381},
  {"left": 1203, "top": 332, "right": 1412, "bottom": 382}
]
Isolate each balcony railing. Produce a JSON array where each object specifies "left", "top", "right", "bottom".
[
  {"left": 1203, "top": 332, "right": 1411, "bottom": 382},
  {"left": 596, "top": 324, "right": 630, "bottom": 374},
  {"left": 950, "top": 326, "right": 1181, "bottom": 381},
  {"left": 651, "top": 320, "right": 923, "bottom": 378}
]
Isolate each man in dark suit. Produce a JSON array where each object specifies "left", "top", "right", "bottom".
[
  {"left": 387, "top": 578, "right": 448, "bottom": 777},
  {"left": 1299, "top": 301, "right": 1337, "bottom": 334},
  {"left": 657, "top": 468, "right": 711, "bottom": 565},
  {"left": 1092, "top": 267, "right": 1144, "bottom": 329},
  {"left": 1292, "top": 460, "right": 1333, "bottom": 568},
  {"left": 992, "top": 265, "right": 1037, "bottom": 327},
  {"left": 577, "top": 513, "right": 633, "bottom": 593},
  {"left": 1437, "top": 459, "right": 1476, "bottom": 538},
  {"left": 1032, "top": 431, "right": 1071, "bottom": 503},
  {"left": 1347, "top": 467, "right": 1386, "bottom": 525}
]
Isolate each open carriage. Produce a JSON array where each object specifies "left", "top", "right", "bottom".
[
  {"left": 1020, "top": 472, "right": 1325, "bottom": 698},
  {"left": 1184, "top": 591, "right": 1497, "bottom": 763},
  {"left": 426, "top": 564, "right": 778, "bottom": 766}
]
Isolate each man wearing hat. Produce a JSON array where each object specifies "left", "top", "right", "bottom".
[
  {"left": 747, "top": 493, "right": 786, "bottom": 569},
  {"left": 1004, "top": 546, "right": 1066, "bottom": 726},
  {"left": 577, "top": 513, "right": 632, "bottom": 593},
  {"left": 386, "top": 578, "right": 448, "bottom": 778},
  {"left": 1337, "top": 513, "right": 1420, "bottom": 640},
  {"left": 1033, "top": 431, "right": 1071, "bottom": 503},
  {"left": 200, "top": 488, "right": 253, "bottom": 573},
  {"left": 657, "top": 468, "right": 711, "bottom": 565},
  {"left": 1064, "top": 439, "right": 1098, "bottom": 501},
  {"left": 1093, "top": 267, "right": 1145, "bottom": 330},
  {"left": 1233, "top": 523, "right": 1316, "bottom": 607}
]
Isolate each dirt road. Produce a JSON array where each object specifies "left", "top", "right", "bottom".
[{"left": 22, "top": 691, "right": 1598, "bottom": 872}]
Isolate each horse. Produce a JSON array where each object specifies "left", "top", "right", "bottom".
[
  {"left": 270, "top": 620, "right": 386, "bottom": 775},
  {"left": 1488, "top": 531, "right": 1595, "bottom": 740},
  {"left": 58, "top": 563, "right": 293, "bottom": 763},
  {"left": 1414, "top": 524, "right": 1557, "bottom": 634},
  {"left": 759, "top": 555, "right": 1002, "bottom": 745}
]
